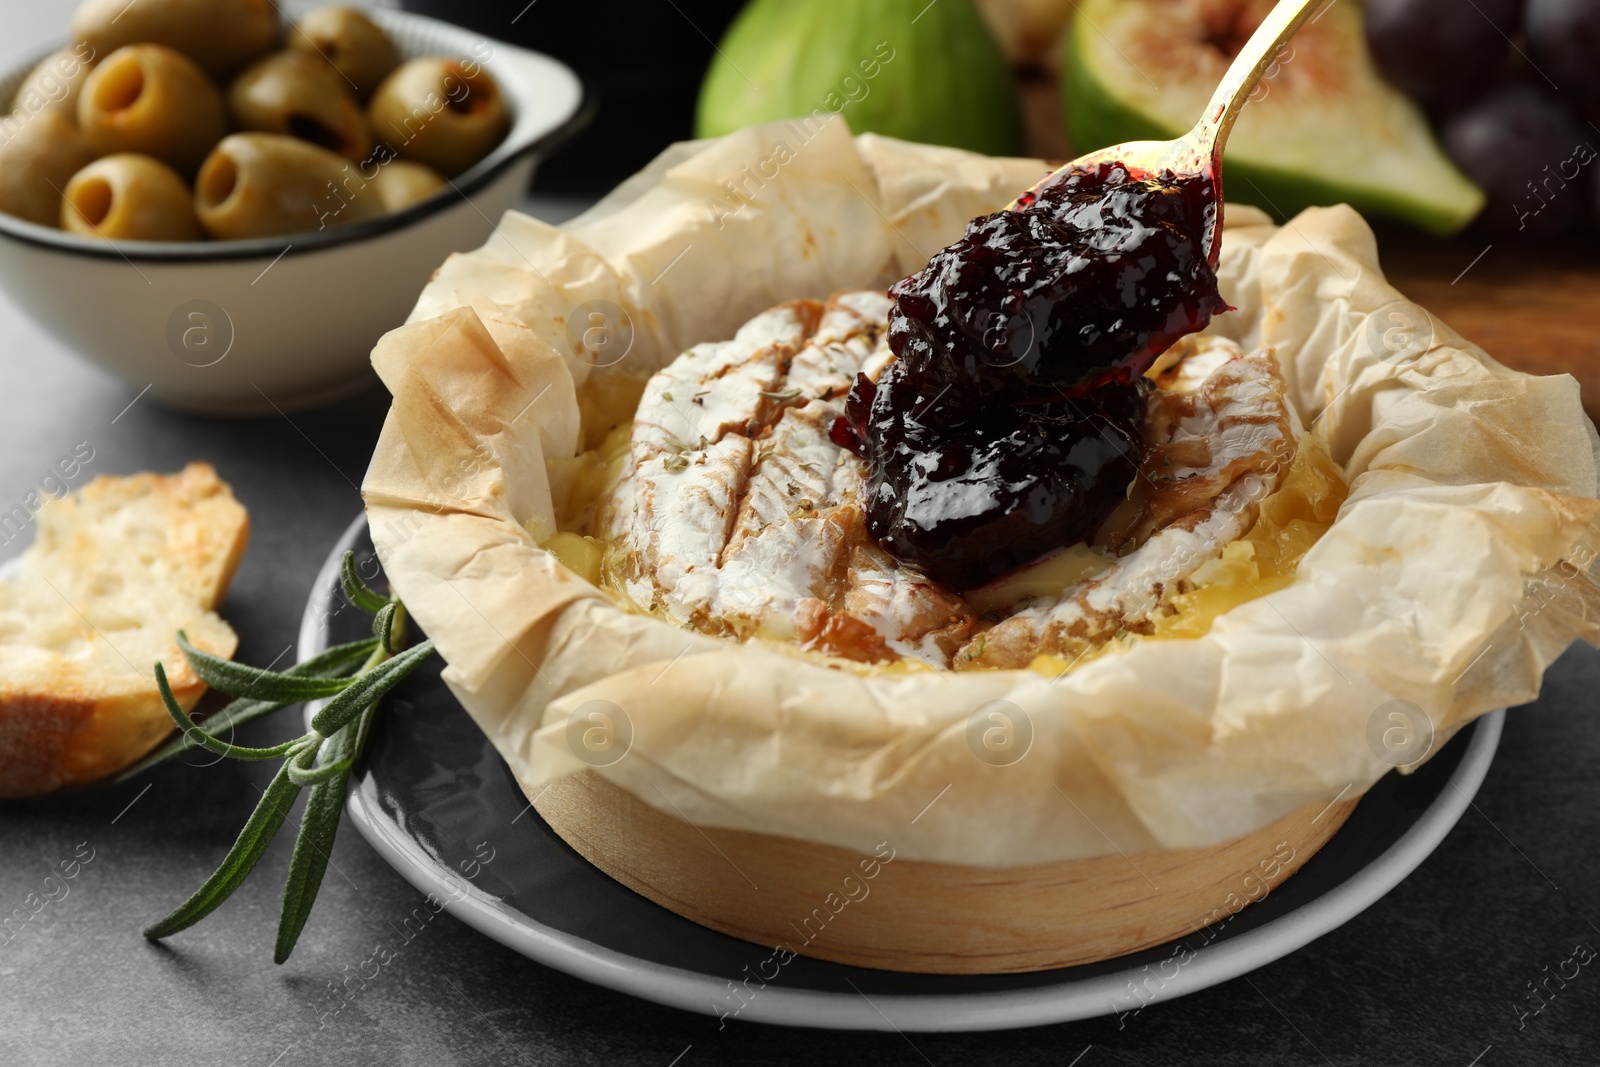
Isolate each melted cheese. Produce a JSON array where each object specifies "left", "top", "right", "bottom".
[
  {"left": 1026, "top": 434, "right": 1346, "bottom": 677},
  {"left": 544, "top": 329, "right": 1346, "bottom": 677},
  {"left": 543, "top": 532, "right": 605, "bottom": 585},
  {"left": 964, "top": 544, "right": 1114, "bottom": 615},
  {"left": 1148, "top": 432, "right": 1346, "bottom": 639}
]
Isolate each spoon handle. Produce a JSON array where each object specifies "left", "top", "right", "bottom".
[{"left": 1183, "top": 0, "right": 1329, "bottom": 171}]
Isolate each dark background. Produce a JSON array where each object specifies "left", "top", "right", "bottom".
[
  {"left": 399, "top": 0, "right": 748, "bottom": 189},
  {"left": 1, "top": 1, "right": 1598, "bottom": 1064}
]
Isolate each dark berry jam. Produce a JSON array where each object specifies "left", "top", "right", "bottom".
[
  {"left": 887, "top": 162, "right": 1226, "bottom": 405},
  {"left": 835, "top": 367, "right": 1144, "bottom": 589},
  {"left": 835, "top": 161, "right": 1227, "bottom": 590}
]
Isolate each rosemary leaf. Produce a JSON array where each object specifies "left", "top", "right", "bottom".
[
  {"left": 308, "top": 640, "right": 435, "bottom": 736},
  {"left": 274, "top": 714, "right": 365, "bottom": 964},
  {"left": 284, "top": 754, "right": 354, "bottom": 787},
  {"left": 154, "top": 664, "right": 305, "bottom": 761},
  {"left": 177, "top": 632, "right": 354, "bottom": 702},
  {"left": 144, "top": 760, "right": 300, "bottom": 940},
  {"left": 339, "top": 552, "right": 390, "bottom": 614},
  {"left": 117, "top": 638, "right": 382, "bottom": 783},
  {"left": 140, "top": 576, "right": 438, "bottom": 958},
  {"left": 121, "top": 694, "right": 290, "bottom": 781},
  {"left": 372, "top": 601, "right": 398, "bottom": 653},
  {"left": 276, "top": 605, "right": 405, "bottom": 964}
]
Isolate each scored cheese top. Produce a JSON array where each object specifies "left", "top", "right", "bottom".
[{"left": 592, "top": 291, "right": 1315, "bottom": 671}]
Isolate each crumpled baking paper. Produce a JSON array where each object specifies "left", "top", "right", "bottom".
[{"left": 361, "top": 117, "right": 1600, "bottom": 866}]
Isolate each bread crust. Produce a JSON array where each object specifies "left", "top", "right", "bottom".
[{"left": 0, "top": 462, "right": 248, "bottom": 797}]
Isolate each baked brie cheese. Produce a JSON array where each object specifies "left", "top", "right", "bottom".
[{"left": 579, "top": 291, "right": 1340, "bottom": 673}]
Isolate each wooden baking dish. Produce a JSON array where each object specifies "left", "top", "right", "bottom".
[{"left": 529, "top": 771, "right": 1359, "bottom": 974}]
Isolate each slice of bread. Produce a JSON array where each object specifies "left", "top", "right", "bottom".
[{"left": 0, "top": 463, "right": 249, "bottom": 797}]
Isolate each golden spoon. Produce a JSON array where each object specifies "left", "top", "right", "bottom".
[{"left": 1010, "top": 0, "right": 1328, "bottom": 258}]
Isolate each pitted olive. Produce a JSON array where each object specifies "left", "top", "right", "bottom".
[
  {"left": 371, "top": 160, "right": 446, "bottom": 212},
  {"left": 78, "top": 44, "right": 227, "bottom": 175},
  {"left": 229, "top": 51, "right": 372, "bottom": 162},
  {"left": 62, "top": 153, "right": 202, "bottom": 241},
  {"left": 72, "top": 0, "right": 279, "bottom": 79},
  {"left": 195, "top": 132, "right": 384, "bottom": 239},
  {"left": 290, "top": 7, "right": 401, "bottom": 100},
  {"left": 369, "top": 57, "right": 509, "bottom": 177},
  {"left": 11, "top": 46, "right": 97, "bottom": 119},
  {"left": 0, "top": 110, "right": 96, "bottom": 227}
]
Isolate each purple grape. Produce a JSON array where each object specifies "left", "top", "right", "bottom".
[
  {"left": 1526, "top": 0, "right": 1600, "bottom": 118},
  {"left": 1364, "top": 0, "right": 1521, "bottom": 103},
  {"left": 1441, "top": 83, "right": 1593, "bottom": 236}
]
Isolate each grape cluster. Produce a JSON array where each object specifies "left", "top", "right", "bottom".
[{"left": 1366, "top": 0, "right": 1600, "bottom": 237}]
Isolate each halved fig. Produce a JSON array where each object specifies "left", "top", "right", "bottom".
[{"left": 1061, "top": 0, "right": 1484, "bottom": 236}]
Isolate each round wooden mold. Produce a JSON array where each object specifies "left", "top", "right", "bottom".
[{"left": 529, "top": 771, "right": 1360, "bottom": 975}]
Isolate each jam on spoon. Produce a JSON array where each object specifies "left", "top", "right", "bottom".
[
  {"left": 883, "top": 163, "right": 1226, "bottom": 407},
  {"left": 833, "top": 164, "right": 1224, "bottom": 588},
  {"left": 832, "top": 0, "right": 1325, "bottom": 590}
]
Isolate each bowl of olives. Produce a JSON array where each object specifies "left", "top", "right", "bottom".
[{"left": 0, "top": 1, "right": 585, "bottom": 415}]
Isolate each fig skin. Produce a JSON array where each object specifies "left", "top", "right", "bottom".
[
  {"left": 696, "top": 0, "right": 1024, "bottom": 157},
  {"left": 369, "top": 57, "right": 510, "bottom": 177},
  {"left": 290, "top": 6, "right": 402, "bottom": 100},
  {"left": 71, "top": 0, "right": 280, "bottom": 79},
  {"left": 78, "top": 44, "right": 228, "bottom": 176},
  {"left": 195, "top": 132, "right": 384, "bottom": 240},
  {"left": 0, "top": 110, "right": 97, "bottom": 227},
  {"left": 62, "top": 153, "right": 203, "bottom": 242},
  {"left": 229, "top": 51, "right": 373, "bottom": 162},
  {"left": 1059, "top": 0, "right": 1485, "bottom": 236}
]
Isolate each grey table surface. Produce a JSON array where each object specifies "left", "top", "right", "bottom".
[{"left": 2, "top": 2, "right": 1600, "bottom": 1065}]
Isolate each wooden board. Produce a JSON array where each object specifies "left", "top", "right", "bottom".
[
  {"left": 1379, "top": 234, "right": 1600, "bottom": 426},
  {"left": 531, "top": 770, "right": 1358, "bottom": 975}
]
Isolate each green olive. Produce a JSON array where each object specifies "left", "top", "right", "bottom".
[
  {"left": 78, "top": 45, "right": 227, "bottom": 175},
  {"left": 371, "top": 160, "right": 446, "bottom": 212},
  {"left": 0, "top": 110, "right": 96, "bottom": 227},
  {"left": 289, "top": 7, "right": 401, "bottom": 100},
  {"left": 369, "top": 57, "right": 509, "bottom": 178},
  {"left": 195, "top": 132, "right": 384, "bottom": 240},
  {"left": 11, "top": 46, "right": 97, "bottom": 119},
  {"left": 229, "top": 51, "right": 372, "bottom": 162},
  {"left": 62, "top": 154, "right": 202, "bottom": 241},
  {"left": 71, "top": 0, "right": 279, "bottom": 79}
]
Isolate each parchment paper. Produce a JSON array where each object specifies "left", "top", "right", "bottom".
[{"left": 361, "top": 117, "right": 1600, "bottom": 866}]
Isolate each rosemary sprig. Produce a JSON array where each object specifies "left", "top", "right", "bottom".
[
  {"left": 139, "top": 552, "right": 437, "bottom": 963},
  {"left": 114, "top": 637, "right": 378, "bottom": 781}
]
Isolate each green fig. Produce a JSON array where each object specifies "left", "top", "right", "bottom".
[
  {"left": 696, "top": 0, "right": 1025, "bottom": 157},
  {"left": 1062, "top": 0, "right": 1484, "bottom": 236}
]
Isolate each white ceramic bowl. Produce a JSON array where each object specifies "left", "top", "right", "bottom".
[{"left": 0, "top": 10, "right": 585, "bottom": 415}]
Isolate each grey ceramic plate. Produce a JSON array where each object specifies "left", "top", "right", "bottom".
[{"left": 300, "top": 515, "right": 1503, "bottom": 1032}]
